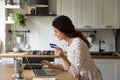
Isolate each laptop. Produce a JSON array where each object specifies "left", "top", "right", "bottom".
[{"left": 25, "top": 57, "right": 56, "bottom": 76}]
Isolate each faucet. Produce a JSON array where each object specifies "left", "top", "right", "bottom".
[{"left": 99, "top": 40, "right": 105, "bottom": 54}]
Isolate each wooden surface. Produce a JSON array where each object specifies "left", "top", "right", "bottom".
[
  {"left": 0, "top": 52, "right": 59, "bottom": 58},
  {"left": 0, "top": 52, "right": 120, "bottom": 59},
  {"left": 0, "top": 64, "right": 78, "bottom": 80}
]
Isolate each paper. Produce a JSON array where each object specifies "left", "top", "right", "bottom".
[{"left": 32, "top": 78, "right": 56, "bottom": 80}]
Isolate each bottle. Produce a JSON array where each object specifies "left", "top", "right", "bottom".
[
  {"left": 7, "top": 13, "right": 13, "bottom": 21},
  {"left": 6, "top": 0, "right": 13, "bottom": 5},
  {"left": 6, "top": 0, "right": 11, "bottom": 5}
]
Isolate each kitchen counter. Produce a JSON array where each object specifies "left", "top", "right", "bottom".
[
  {"left": 90, "top": 51, "right": 120, "bottom": 59},
  {"left": 0, "top": 51, "right": 120, "bottom": 59}
]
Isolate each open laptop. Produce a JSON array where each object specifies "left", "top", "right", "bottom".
[{"left": 25, "top": 57, "right": 56, "bottom": 76}]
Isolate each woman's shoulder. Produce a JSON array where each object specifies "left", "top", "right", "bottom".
[
  {"left": 73, "top": 37, "right": 87, "bottom": 47},
  {"left": 73, "top": 37, "right": 82, "bottom": 43}
]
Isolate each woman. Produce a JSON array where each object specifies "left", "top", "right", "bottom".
[{"left": 42, "top": 15, "right": 102, "bottom": 80}]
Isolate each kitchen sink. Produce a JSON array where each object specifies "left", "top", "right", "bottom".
[{"left": 90, "top": 51, "right": 119, "bottom": 56}]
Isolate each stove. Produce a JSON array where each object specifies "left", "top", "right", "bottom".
[{"left": 28, "top": 50, "right": 55, "bottom": 55}]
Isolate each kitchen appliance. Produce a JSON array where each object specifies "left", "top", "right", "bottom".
[{"left": 116, "top": 29, "right": 120, "bottom": 52}]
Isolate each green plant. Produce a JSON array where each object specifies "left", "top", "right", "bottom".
[
  {"left": 17, "top": 69, "right": 23, "bottom": 75},
  {"left": 24, "top": 0, "right": 29, "bottom": 5},
  {"left": 14, "top": 12, "right": 26, "bottom": 27},
  {"left": 16, "top": 70, "right": 24, "bottom": 79}
]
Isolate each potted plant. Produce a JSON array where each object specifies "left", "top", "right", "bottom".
[
  {"left": 14, "top": 12, "right": 26, "bottom": 28},
  {"left": 15, "top": 33, "right": 24, "bottom": 44},
  {"left": 13, "top": 12, "right": 26, "bottom": 42},
  {"left": 15, "top": 69, "right": 24, "bottom": 80}
]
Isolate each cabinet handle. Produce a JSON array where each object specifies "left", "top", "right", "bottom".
[
  {"left": 105, "top": 25, "right": 112, "bottom": 28},
  {"left": 84, "top": 26, "right": 91, "bottom": 28}
]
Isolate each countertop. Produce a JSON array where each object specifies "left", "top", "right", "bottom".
[
  {"left": 90, "top": 51, "right": 120, "bottom": 59},
  {"left": 0, "top": 51, "right": 120, "bottom": 59}
]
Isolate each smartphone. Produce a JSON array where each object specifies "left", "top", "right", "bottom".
[{"left": 50, "top": 43, "right": 57, "bottom": 48}]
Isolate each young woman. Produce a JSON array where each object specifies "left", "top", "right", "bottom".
[{"left": 42, "top": 15, "right": 102, "bottom": 80}]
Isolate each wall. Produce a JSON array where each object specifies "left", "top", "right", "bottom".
[
  {"left": 0, "top": 0, "right": 5, "bottom": 53},
  {"left": 26, "top": 16, "right": 116, "bottom": 51},
  {"left": 89, "top": 30, "right": 115, "bottom": 51},
  {"left": 0, "top": 1, "right": 116, "bottom": 53}
]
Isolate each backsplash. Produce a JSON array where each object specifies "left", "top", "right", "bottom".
[{"left": 26, "top": 16, "right": 116, "bottom": 51}]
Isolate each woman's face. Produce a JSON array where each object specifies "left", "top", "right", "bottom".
[{"left": 53, "top": 27, "right": 66, "bottom": 41}]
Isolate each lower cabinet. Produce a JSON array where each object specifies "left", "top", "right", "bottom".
[
  {"left": 94, "top": 59, "right": 120, "bottom": 80},
  {"left": 55, "top": 58, "right": 120, "bottom": 80}
]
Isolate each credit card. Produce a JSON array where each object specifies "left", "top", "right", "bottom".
[{"left": 50, "top": 43, "right": 57, "bottom": 48}]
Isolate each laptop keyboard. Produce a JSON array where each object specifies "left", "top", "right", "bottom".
[
  {"left": 33, "top": 69, "right": 46, "bottom": 75},
  {"left": 33, "top": 69, "right": 56, "bottom": 76}
]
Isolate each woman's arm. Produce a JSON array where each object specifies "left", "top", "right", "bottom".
[{"left": 41, "top": 60, "right": 64, "bottom": 70}]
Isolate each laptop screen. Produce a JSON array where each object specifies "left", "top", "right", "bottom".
[{"left": 22, "top": 58, "right": 54, "bottom": 64}]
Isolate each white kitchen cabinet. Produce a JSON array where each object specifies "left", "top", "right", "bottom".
[
  {"left": 57, "top": 0, "right": 78, "bottom": 28},
  {"left": 77, "top": 0, "right": 99, "bottom": 29},
  {"left": 55, "top": 58, "right": 120, "bottom": 80},
  {"left": 57, "top": 0, "right": 120, "bottom": 29},
  {"left": 98, "top": 0, "right": 120, "bottom": 29},
  {"left": 94, "top": 59, "right": 120, "bottom": 80},
  {"left": 77, "top": 0, "right": 120, "bottom": 29}
]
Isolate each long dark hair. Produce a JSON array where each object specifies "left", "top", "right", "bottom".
[{"left": 52, "top": 15, "right": 91, "bottom": 48}]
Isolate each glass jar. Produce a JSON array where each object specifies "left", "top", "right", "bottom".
[{"left": 14, "top": 59, "right": 22, "bottom": 71}]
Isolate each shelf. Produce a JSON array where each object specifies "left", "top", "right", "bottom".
[
  {"left": 5, "top": 21, "right": 14, "bottom": 24},
  {"left": 5, "top": 5, "right": 20, "bottom": 9},
  {"left": 25, "top": 14, "right": 57, "bottom": 16}
]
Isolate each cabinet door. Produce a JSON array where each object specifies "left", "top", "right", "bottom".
[
  {"left": 57, "top": 0, "right": 77, "bottom": 28},
  {"left": 77, "top": 0, "right": 99, "bottom": 29},
  {"left": 94, "top": 59, "right": 120, "bottom": 80},
  {"left": 99, "top": 0, "right": 119, "bottom": 29}
]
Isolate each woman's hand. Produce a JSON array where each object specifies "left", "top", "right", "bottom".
[
  {"left": 55, "top": 47, "right": 65, "bottom": 58},
  {"left": 41, "top": 60, "right": 51, "bottom": 67}
]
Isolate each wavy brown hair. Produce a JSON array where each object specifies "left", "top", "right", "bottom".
[{"left": 52, "top": 15, "right": 91, "bottom": 48}]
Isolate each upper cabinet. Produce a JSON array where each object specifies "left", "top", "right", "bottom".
[
  {"left": 57, "top": 0, "right": 78, "bottom": 28},
  {"left": 77, "top": 0, "right": 98, "bottom": 29},
  {"left": 98, "top": 0, "right": 120, "bottom": 29},
  {"left": 25, "top": 0, "right": 57, "bottom": 16},
  {"left": 57, "top": 0, "right": 120, "bottom": 29}
]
